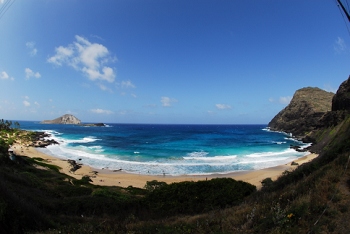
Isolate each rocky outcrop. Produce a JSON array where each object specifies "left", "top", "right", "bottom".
[
  {"left": 79, "top": 123, "right": 106, "bottom": 127},
  {"left": 41, "top": 114, "right": 81, "bottom": 125},
  {"left": 318, "top": 76, "right": 350, "bottom": 127},
  {"left": 268, "top": 87, "right": 334, "bottom": 138},
  {"left": 332, "top": 76, "right": 350, "bottom": 111}
]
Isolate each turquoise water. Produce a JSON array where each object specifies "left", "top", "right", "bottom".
[{"left": 18, "top": 121, "right": 309, "bottom": 176}]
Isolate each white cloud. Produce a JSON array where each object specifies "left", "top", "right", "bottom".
[
  {"left": 47, "top": 46, "right": 74, "bottom": 66},
  {"left": 0, "top": 0, "right": 4, "bottom": 4},
  {"left": 23, "top": 100, "right": 30, "bottom": 107},
  {"left": 215, "top": 104, "right": 232, "bottom": 110},
  {"left": 0, "top": 71, "right": 8, "bottom": 79},
  {"left": 279, "top": 96, "right": 292, "bottom": 105},
  {"left": 0, "top": 71, "right": 14, "bottom": 80},
  {"left": 48, "top": 35, "right": 116, "bottom": 83},
  {"left": 98, "top": 83, "right": 111, "bottom": 91},
  {"left": 26, "top": 41, "right": 37, "bottom": 56},
  {"left": 121, "top": 80, "right": 136, "bottom": 88},
  {"left": 323, "top": 84, "right": 337, "bottom": 93},
  {"left": 91, "top": 108, "right": 113, "bottom": 114},
  {"left": 334, "top": 37, "right": 347, "bottom": 53},
  {"left": 269, "top": 96, "right": 292, "bottom": 105},
  {"left": 25, "top": 68, "right": 41, "bottom": 79},
  {"left": 161, "top": 96, "right": 177, "bottom": 107}
]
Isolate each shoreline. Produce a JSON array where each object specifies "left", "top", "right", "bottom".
[{"left": 12, "top": 143, "right": 318, "bottom": 190}]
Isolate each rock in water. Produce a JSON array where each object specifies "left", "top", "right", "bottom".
[
  {"left": 41, "top": 114, "right": 81, "bottom": 124},
  {"left": 268, "top": 87, "right": 334, "bottom": 138}
]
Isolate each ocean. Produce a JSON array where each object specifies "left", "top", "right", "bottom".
[{"left": 18, "top": 121, "right": 309, "bottom": 176}]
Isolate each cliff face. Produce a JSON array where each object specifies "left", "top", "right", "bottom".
[
  {"left": 318, "top": 76, "right": 350, "bottom": 128},
  {"left": 268, "top": 87, "right": 334, "bottom": 138},
  {"left": 41, "top": 114, "right": 81, "bottom": 125},
  {"left": 332, "top": 76, "right": 350, "bottom": 111}
]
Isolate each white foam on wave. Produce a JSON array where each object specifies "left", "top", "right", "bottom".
[
  {"left": 273, "top": 141, "right": 287, "bottom": 144},
  {"left": 183, "top": 155, "right": 237, "bottom": 161},
  {"left": 246, "top": 148, "right": 297, "bottom": 158},
  {"left": 64, "top": 136, "right": 100, "bottom": 144},
  {"left": 186, "top": 151, "right": 209, "bottom": 157},
  {"left": 37, "top": 127, "right": 310, "bottom": 176},
  {"left": 42, "top": 140, "right": 309, "bottom": 176}
]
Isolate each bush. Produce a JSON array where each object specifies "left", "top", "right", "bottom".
[
  {"left": 144, "top": 180, "right": 167, "bottom": 191},
  {"left": 144, "top": 178, "right": 256, "bottom": 216}
]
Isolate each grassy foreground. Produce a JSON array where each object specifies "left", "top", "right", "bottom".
[{"left": 1, "top": 118, "right": 350, "bottom": 233}]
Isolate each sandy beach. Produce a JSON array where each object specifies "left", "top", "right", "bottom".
[{"left": 12, "top": 143, "right": 318, "bottom": 190}]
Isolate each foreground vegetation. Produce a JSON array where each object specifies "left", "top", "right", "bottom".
[{"left": 1, "top": 117, "right": 350, "bottom": 233}]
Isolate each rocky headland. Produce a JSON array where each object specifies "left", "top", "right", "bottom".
[{"left": 268, "top": 87, "right": 334, "bottom": 139}]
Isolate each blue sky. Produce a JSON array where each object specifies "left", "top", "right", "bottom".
[{"left": 0, "top": 0, "right": 349, "bottom": 124}]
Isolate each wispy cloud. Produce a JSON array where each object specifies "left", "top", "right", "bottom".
[
  {"left": 215, "top": 104, "right": 232, "bottom": 110},
  {"left": 26, "top": 41, "right": 37, "bottom": 56},
  {"left": 25, "top": 68, "right": 41, "bottom": 79},
  {"left": 323, "top": 84, "right": 337, "bottom": 93},
  {"left": 334, "top": 37, "right": 347, "bottom": 53},
  {"left": 269, "top": 96, "right": 292, "bottom": 105},
  {"left": 279, "top": 96, "right": 292, "bottom": 105},
  {"left": 48, "top": 35, "right": 116, "bottom": 83},
  {"left": 121, "top": 80, "right": 136, "bottom": 88},
  {"left": 161, "top": 96, "right": 177, "bottom": 107},
  {"left": 0, "top": 71, "right": 14, "bottom": 80},
  {"left": 91, "top": 108, "right": 113, "bottom": 114},
  {"left": 23, "top": 100, "right": 30, "bottom": 107}
]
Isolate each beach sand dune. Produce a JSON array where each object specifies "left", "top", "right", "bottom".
[{"left": 12, "top": 143, "right": 318, "bottom": 190}]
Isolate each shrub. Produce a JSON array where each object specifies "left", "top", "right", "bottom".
[
  {"left": 144, "top": 180, "right": 167, "bottom": 192},
  {"left": 144, "top": 178, "right": 256, "bottom": 216},
  {"left": 261, "top": 177, "right": 273, "bottom": 189}
]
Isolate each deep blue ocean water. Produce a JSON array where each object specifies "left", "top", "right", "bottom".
[{"left": 18, "top": 121, "right": 309, "bottom": 176}]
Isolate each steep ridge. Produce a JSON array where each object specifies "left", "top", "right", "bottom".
[
  {"left": 268, "top": 87, "right": 334, "bottom": 139},
  {"left": 41, "top": 114, "right": 81, "bottom": 124}
]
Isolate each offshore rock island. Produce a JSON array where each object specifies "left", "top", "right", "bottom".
[
  {"left": 41, "top": 114, "right": 105, "bottom": 127},
  {"left": 41, "top": 114, "right": 81, "bottom": 124}
]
